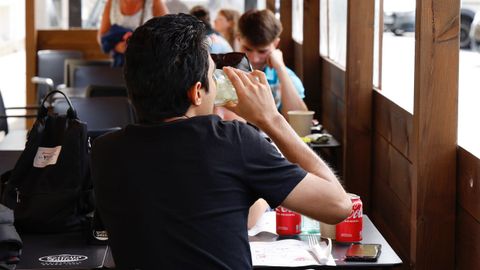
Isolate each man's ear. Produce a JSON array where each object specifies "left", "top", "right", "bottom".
[
  {"left": 187, "top": 82, "right": 203, "bottom": 106},
  {"left": 273, "top": 38, "right": 280, "bottom": 48}
]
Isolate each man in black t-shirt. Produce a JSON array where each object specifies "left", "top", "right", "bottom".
[{"left": 92, "top": 14, "right": 351, "bottom": 269}]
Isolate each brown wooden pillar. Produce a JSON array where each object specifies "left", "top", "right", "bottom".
[
  {"left": 302, "top": 0, "right": 321, "bottom": 118},
  {"left": 279, "top": 0, "right": 293, "bottom": 68},
  {"left": 26, "top": 0, "right": 36, "bottom": 121},
  {"left": 411, "top": 0, "right": 459, "bottom": 268},
  {"left": 266, "top": 0, "right": 275, "bottom": 13},
  {"left": 344, "top": 0, "right": 374, "bottom": 211}
]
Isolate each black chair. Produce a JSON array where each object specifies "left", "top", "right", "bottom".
[
  {"left": 72, "top": 66, "right": 125, "bottom": 89},
  {"left": 64, "top": 59, "right": 113, "bottom": 87},
  {"left": 52, "top": 97, "right": 136, "bottom": 131},
  {"left": 0, "top": 91, "right": 38, "bottom": 135},
  {"left": 35, "top": 50, "right": 83, "bottom": 102},
  {"left": 86, "top": 85, "right": 128, "bottom": 97}
]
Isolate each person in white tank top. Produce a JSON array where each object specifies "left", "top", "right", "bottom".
[{"left": 98, "top": 0, "right": 169, "bottom": 55}]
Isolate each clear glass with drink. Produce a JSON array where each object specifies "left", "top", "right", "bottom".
[{"left": 214, "top": 69, "right": 238, "bottom": 106}]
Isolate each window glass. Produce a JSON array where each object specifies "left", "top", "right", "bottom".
[
  {"left": 0, "top": 1, "right": 26, "bottom": 130},
  {"left": 380, "top": 0, "right": 415, "bottom": 113},
  {"left": 292, "top": 0, "right": 303, "bottom": 44},
  {"left": 372, "top": 0, "right": 381, "bottom": 88},
  {"left": 459, "top": 0, "right": 480, "bottom": 156},
  {"left": 256, "top": 0, "right": 266, "bottom": 10},
  {"left": 325, "top": 0, "right": 347, "bottom": 68},
  {"left": 35, "top": 0, "right": 248, "bottom": 30},
  {"left": 319, "top": 0, "right": 328, "bottom": 56},
  {"left": 82, "top": 0, "right": 105, "bottom": 28}
]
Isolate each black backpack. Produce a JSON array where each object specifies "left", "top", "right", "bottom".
[{"left": 0, "top": 90, "right": 93, "bottom": 233}]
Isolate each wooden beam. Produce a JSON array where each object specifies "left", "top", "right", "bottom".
[
  {"left": 302, "top": 0, "right": 321, "bottom": 122},
  {"left": 266, "top": 0, "right": 275, "bottom": 13},
  {"left": 26, "top": 0, "right": 36, "bottom": 116},
  {"left": 411, "top": 0, "right": 459, "bottom": 268},
  {"left": 279, "top": 0, "right": 293, "bottom": 68},
  {"left": 344, "top": 0, "right": 374, "bottom": 211}
]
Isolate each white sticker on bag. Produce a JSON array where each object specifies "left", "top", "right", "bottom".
[{"left": 33, "top": 146, "right": 62, "bottom": 168}]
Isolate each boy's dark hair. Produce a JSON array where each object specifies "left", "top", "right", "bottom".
[
  {"left": 238, "top": 9, "right": 283, "bottom": 46},
  {"left": 189, "top": 5, "right": 215, "bottom": 34},
  {"left": 124, "top": 14, "right": 210, "bottom": 123},
  {"left": 190, "top": 5, "right": 210, "bottom": 25}
]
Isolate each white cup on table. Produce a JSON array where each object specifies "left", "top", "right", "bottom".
[{"left": 287, "top": 110, "right": 315, "bottom": 137}]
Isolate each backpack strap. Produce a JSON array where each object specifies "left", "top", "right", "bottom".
[{"left": 38, "top": 90, "right": 77, "bottom": 120}]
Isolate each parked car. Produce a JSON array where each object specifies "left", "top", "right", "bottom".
[
  {"left": 462, "top": 8, "right": 477, "bottom": 49},
  {"left": 384, "top": 0, "right": 475, "bottom": 49},
  {"left": 470, "top": 11, "right": 480, "bottom": 50},
  {"left": 384, "top": 10, "right": 415, "bottom": 36}
]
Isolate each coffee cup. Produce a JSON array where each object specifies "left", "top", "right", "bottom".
[{"left": 287, "top": 110, "right": 314, "bottom": 137}]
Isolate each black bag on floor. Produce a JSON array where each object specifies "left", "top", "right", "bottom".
[{"left": 0, "top": 90, "right": 93, "bottom": 233}]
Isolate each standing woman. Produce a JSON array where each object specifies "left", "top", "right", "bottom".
[
  {"left": 98, "top": 0, "right": 169, "bottom": 66},
  {"left": 214, "top": 9, "right": 240, "bottom": 50}
]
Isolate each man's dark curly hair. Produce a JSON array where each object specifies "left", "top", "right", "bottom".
[{"left": 124, "top": 14, "right": 210, "bottom": 123}]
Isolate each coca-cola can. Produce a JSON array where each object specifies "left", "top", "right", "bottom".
[
  {"left": 276, "top": 207, "right": 301, "bottom": 235},
  {"left": 336, "top": 193, "right": 363, "bottom": 242}
]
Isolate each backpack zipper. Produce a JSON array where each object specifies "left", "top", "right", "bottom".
[{"left": 15, "top": 188, "right": 20, "bottom": 203}]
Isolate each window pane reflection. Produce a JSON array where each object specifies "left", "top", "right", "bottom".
[
  {"left": 459, "top": 1, "right": 480, "bottom": 156},
  {"left": 327, "top": 0, "right": 347, "bottom": 67},
  {"left": 319, "top": 0, "right": 328, "bottom": 56},
  {"left": 292, "top": 0, "right": 303, "bottom": 44},
  {"left": 373, "top": 0, "right": 381, "bottom": 88},
  {"left": 380, "top": 0, "right": 415, "bottom": 113}
]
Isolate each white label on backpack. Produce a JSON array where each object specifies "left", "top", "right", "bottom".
[{"left": 33, "top": 146, "right": 62, "bottom": 168}]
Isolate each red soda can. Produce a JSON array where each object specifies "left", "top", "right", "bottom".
[
  {"left": 336, "top": 193, "right": 363, "bottom": 242},
  {"left": 276, "top": 207, "right": 301, "bottom": 235}
]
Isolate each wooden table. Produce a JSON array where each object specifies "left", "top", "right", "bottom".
[
  {"left": 16, "top": 232, "right": 108, "bottom": 270},
  {"left": 250, "top": 215, "right": 402, "bottom": 269}
]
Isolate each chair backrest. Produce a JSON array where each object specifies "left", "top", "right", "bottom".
[
  {"left": 37, "top": 50, "right": 83, "bottom": 102},
  {"left": 86, "top": 85, "right": 128, "bottom": 98},
  {"left": 72, "top": 66, "right": 125, "bottom": 89},
  {"left": 64, "top": 59, "right": 113, "bottom": 87},
  {"left": 0, "top": 91, "right": 8, "bottom": 135},
  {"left": 53, "top": 97, "right": 136, "bottom": 131}
]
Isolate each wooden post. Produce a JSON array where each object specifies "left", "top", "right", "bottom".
[
  {"left": 344, "top": 0, "right": 374, "bottom": 211},
  {"left": 266, "top": 0, "right": 275, "bottom": 13},
  {"left": 411, "top": 0, "right": 459, "bottom": 268},
  {"left": 26, "top": 0, "right": 37, "bottom": 124},
  {"left": 302, "top": 0, "right": 321, "bottom": 118},
  {"left": 279, "top": 0, "right": 293, "bottom": 68}
]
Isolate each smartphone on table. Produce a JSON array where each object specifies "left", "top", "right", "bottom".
[{"left": 345, "top": 243, "right": 382, "bottom": 262}]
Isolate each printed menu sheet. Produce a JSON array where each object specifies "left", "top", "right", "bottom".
[{"left": 250, "top": 239, "right": 336, "bottom": 267}]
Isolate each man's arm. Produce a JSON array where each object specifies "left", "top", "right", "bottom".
[
  {"left": 247, "top": 199, "right": 269, "bottom": 229},
  {"left": 268, "top": 49, "right": 308, "bottom": 116},
  {"left": 224, "top": 67, "right": 351, "bottom": 224}
]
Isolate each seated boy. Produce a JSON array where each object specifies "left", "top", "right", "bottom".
[{"left": 237, "top": 9, "right": 308, "bottom": 117}]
